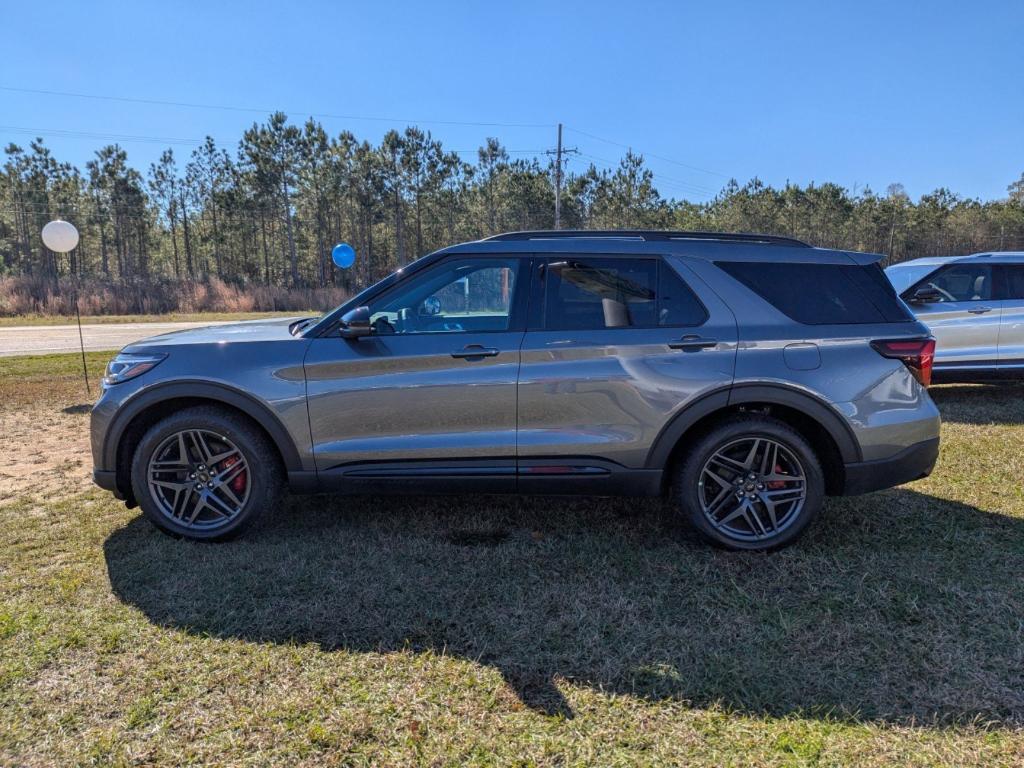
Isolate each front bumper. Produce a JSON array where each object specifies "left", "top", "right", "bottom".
[
  {"left": 92, "top": 469, "right": 124, "bottom": 500},
  {"left": 841, "top": 437, "right": 939, "bottom": 496}
]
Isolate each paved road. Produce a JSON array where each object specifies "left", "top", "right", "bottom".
[{"left": 0, "top": 321, "right": 232, "bottom": 357}]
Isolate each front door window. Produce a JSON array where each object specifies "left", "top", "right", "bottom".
[{"left": 368, "top": 257, "right": 520, "bottom": 335}]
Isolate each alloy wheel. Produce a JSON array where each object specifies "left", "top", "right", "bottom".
[
  {"left": 146, "top": 429, "right": 251, "bottom": 530},
  {"left": 697, "top": 436, "right": 807, "bottom": 542}
]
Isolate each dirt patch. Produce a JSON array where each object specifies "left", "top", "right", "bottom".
[{"left": 0, "top": 402, "right": 93, "bottom": 503}]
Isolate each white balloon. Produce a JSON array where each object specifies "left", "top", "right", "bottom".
[{"left": 41, "top": 220, "right": 80, "bottom": 253}]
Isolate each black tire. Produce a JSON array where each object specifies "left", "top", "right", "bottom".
[
  {"left": 672, "top": 415, "right": 824, "bottom": 551},
  {"left": 130, "top": 406, "right": 283, "bottom": 541}
]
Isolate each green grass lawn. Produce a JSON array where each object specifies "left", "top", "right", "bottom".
[
  {"left": 0, "top": 310, "right": 312, "bottom": 327},
  {"left": 1, "top": 355, "right": 1022, "bottom": 765}
]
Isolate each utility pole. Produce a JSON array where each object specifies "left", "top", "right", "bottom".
[{"left": 546, "top": 123, "right": 577, "bottom": 229}]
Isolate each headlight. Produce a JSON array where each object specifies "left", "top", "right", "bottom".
[{"left": 102, "top": 352, "right": 166, "bottom": 386}]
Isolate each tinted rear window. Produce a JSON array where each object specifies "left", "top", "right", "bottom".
[{"left": 717, "top": 261, "right": 913, "bottom": 324}]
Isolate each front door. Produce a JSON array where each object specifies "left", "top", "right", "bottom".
[
  {"left": 304, "top": 255, "right": 527, "bottom": 488},
  {"left": 908, "top": 263, "right": 1001, "bottom": 364}
]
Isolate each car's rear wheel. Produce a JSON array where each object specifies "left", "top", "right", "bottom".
[
  {"left": 673, "top": 415, "right": 824, "bottom": 550},
  {"left": 130, "top": 406, "right": 283, "bottom": 541}
]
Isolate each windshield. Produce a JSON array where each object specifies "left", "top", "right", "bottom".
[{"left": 884, "top": 263, "right": 939, "bottom": 295}]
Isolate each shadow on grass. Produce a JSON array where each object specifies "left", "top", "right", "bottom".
[
  {"left": 104, "top": 488, "right": 1024, "bottom": 725},
  {"left": 930, "top": 381, "right": 1024, "bottom": 425}
]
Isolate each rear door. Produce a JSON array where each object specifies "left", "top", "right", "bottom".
[
  {"left": 304, "top": 254, "right": 527, "bottom": 486},
  {"left": 905, "top": 263, "right": 1001, "bottom": 364},
  {"left": 997, "top": 264, "right": 1024, "bottom": 362},
  {"left": 516, "top": 254, "right": 737, "bottom": 473}
]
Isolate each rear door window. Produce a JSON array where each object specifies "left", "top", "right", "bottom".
[
  {"left": 716, "top": 261, "right": 913, "bottom": 324},
  {"left": 542, "top": 257, "right": 706, "bottom": 330},
  {"left": 998, "top": 265, "right": 1024, "bottom": 300}
]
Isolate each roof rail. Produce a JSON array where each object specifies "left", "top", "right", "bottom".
[{"left": 484, "top": 229, "right": 811, "bottom": 248}]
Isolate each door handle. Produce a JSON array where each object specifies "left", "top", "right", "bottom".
[
  {"left": 967, "top": 307, "right": 993, "bottom": 314},
  {"left": 668, "top": 335, "right": 718, "bottom": 351},
  {"left": 451, "top": 345, "right": 500, "bottom": 359}
]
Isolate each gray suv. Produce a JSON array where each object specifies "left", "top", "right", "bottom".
[
  {"left": 91, "top": 230, "right": 941, "bottom": 550},
  {"left": 886, "top": 252, "right": 1024, "bottom": 381}
]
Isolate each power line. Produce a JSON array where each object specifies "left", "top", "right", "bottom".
[
  {"left": 571, "top": 151, "right": 719, "bottom": 198},
  {"left": 0, "top": 85, "right": 555, "bottom": 130},
  {"left": 565, "top": 125, "right": 729, "bottom": 179},
  {"left": 0, "top": 124, "right": 546, "bottom": 157}
]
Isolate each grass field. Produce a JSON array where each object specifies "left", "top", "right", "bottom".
[
  {"left": 1, "top": 354, "right": 1022, "bottom": 766},
  {"left": 0, "top": 311, "right": 313, "bottom": 327}
]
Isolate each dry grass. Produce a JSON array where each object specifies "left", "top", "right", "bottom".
[
  {"left": 1, "top": 356, "right": 1023, "bottom": 766},
  {"left": 0, "top": 274, "right": 346, "bottom": 318},
  {"left": 0, "top": 311, "right": 309, "bottom": 327}
]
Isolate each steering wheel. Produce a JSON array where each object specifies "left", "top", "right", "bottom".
[{"left": 925, "top": 282, "right": 957, "bottom": 302}]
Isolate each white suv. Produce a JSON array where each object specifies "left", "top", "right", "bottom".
[{"left": 886, "top": 252, "right": 1024, "bottom": 381}]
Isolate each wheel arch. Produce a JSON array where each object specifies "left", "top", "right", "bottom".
[
  {"left": 646, "top": 384, "right": 859, "bottom": 496},
  {"left": 105, "top": 382, "right": 304, "bottom": 503}
]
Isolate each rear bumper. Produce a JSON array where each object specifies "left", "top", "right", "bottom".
[{"left": 841, "top": 437, "right": 939, "bottom": 496}]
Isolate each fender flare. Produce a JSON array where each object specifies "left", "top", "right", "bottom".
[
  {"left": 645, "top": 383, "right": 861, "bottom": 469},
  {"left": 103, "top": 381, "right": 304, "bottom": 472}
]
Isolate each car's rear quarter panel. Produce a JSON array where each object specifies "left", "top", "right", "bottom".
[{"left": 686, "top": 257, "right": 941, "bottom": 462}]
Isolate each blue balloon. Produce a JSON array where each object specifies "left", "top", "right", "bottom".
[{"left": 331, "top": 242, "right": 356, "bottom": 269}]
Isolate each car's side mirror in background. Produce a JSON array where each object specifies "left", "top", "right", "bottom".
[
  {"left": 339, "top": 306, "right": 372, "bottom": 338},
  {"left": 908, "top": 287, "right": 943, "bottom": 304}
]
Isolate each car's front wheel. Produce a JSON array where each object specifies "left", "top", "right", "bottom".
[
  {"left": 130, "top": 406, "right": 283, "bottom": 541},
  {"left": 673, "top": 415, "right": 824, "bottom": 550}
]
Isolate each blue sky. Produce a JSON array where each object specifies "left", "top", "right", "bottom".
[{"left": 1, "top": 0, "right": 1021, "bottom": 202}]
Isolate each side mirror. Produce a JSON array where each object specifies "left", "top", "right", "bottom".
[
  {"left": 339, "top": 306, "right": 372, "bottom": 339},
  {"left": 908, "top": 287, "right": 942, "bottom": 304}
]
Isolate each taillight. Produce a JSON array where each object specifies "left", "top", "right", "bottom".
[{"left": 871, "top": 338, "right": 936, "bottom": 387}]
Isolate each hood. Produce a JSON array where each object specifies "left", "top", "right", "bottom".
[{"left": 124, "top": 316, "right": 308, "bottom": 350}]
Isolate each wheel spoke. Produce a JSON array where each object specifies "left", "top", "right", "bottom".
[
  {"left": 184, "top": 492, "right": 207, "bottom": 524},
  {"left": 702, "top": 466, "right": 735, "bottom": 491},
  {"left": 709, "top": 453, "right": 746, "bottom": 473},
  {"left": 208, "top": 445, "right": 241, "bottom": 466},
  {"left": 762, "top": 487, "right": 804, "bottom": 499},
  {"left": 216, "top": 482, "right": 243, "bottom": 510},
  {"left": 759, "top": 495, "right": 779, "bottom": 529},
  {"left": 704, "top": 485, "right": 735, "bottom": 520},
  {"left": 719, "top": 500, "right": 751, "bottom": 527},
  {"left": 759, "top": 441, "right": 778, "bottom": 476},
  {"left": 204, "top": 491, "right": 236, "bottom": 518},
  {"left": 214, "top": 459, "right": 247, "bottom": 486},
  {"left": 741, "top": 439, "right": 761, "bottom": 471},
  {"left": 189, "top": 430, "right": 213, "bottom": 464},
  {"left": 747, "top": 501, "right": 769, "bottom": 535},
  {"left": 152, "top": 479, "right": 190, "bottom": 492}
]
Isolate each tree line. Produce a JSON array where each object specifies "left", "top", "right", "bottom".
[{"left": 2, "top": 111, "right": 1023, "bottom": 304}]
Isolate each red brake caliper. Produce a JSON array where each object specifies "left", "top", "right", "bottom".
[
  {"left": 220, "top": 455, "right": 247, "bottom": 495},
  {"left": 767, "top": 464, "right": 786, "bottom": 490}
]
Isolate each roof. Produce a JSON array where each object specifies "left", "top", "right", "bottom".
[
  {"left": 485, "top": 230, "right": 811, "bottom": 248},
  {"left": 889, "top": 252, "right": 1024, "bottom": 268},
  {"left": 438, "top": 230, "right": 883, "bottom": 265}
]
